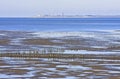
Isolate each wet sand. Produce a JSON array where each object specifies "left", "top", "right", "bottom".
[
  {"left": 0, "top": 57, "right": 120, "bottom": 79},
  {"left": 0, "top": 39, "right": 10, "bottom": 45},
  {"left": 23, "top": 38, "right": 120, "bottom": 52},
  {"left": 0, "top": 30, "right": 120, "bottom": 52},
  {"left": 0, "top": 30, "right": 120, "bottom": 78}
]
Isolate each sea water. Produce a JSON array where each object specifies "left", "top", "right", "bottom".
[{"left": 0, "top": 18, "right": 120, "bottom": 31}]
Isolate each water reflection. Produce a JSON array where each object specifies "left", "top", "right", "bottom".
[{"left": 0, "top": 57, "right": 120, "bottom": 79}]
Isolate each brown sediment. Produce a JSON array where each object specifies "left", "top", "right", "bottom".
[
  {"left": 61, "top": 38, "right": 89, "bottom": 45},
  {"left": 22, "top": 38, "right": 101, "bottom": 51},
  {"left": 109, "top": 77, "right": 120, "bottom": 79},
  {"left": 22, "top": 38, "right": 120, "bottom": 52},
  {"left": 0, "top": 69, "right": 29, "bottom": 75},
  {"left": 67, "top": 46, "right": 120, "bottom": 52},
  {"left": 0, "top": 30, "right": 120, "bottom": 52},
  {"left": 22, "top": 38, "right": 90, "bottom": 46},
  {"left": 0, "top": 39, "right": 10, "bottom": 45},
  {"left": 67, "top": 47, "right": 105, "bottom": 51},
  {"left": 23, "top": 38, "right": 63, "bottom": 45},
  {"left": 56, "top": 67, "right": 67, "bottom": 71},
  {"left": 0, "top": 60, "right": 8, "bottom": 66},
  {"left": 0, "top": 52, "right": 119, "bottom": 79},
  {"left": 47, "top": 74, "right": 65, "bottom": 78},
  {"left": 0, "top": 53, "right": 120, "bottom": 59},
  {"left": 107, "top": 46, "right": 120, "bottom": 50}
]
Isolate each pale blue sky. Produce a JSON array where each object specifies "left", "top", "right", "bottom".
[{"left": 0, "top": 0, "right": 120, "bottom": 17}]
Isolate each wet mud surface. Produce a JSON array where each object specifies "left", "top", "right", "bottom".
[{"left": 0, "top": 30, "right": 120, "bottom": 79}]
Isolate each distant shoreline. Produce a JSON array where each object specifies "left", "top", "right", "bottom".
[
  {"left": 1, "top": 15, "right": 120, "bottom": 18},
  {"left": 33, "top": 15, "right": 120, "bottom": 18}
]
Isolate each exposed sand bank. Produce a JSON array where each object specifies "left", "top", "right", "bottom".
[{"left": 0, "top": 30, "right": 120, "bottom": 52}]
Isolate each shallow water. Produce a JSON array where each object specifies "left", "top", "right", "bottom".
[{"left": 0, "top": 56, "right": 120, "bottom": 79}]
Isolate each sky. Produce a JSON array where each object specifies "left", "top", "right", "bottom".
[{"left": 0, "top": 0, "right": 120, "bottom": 17}]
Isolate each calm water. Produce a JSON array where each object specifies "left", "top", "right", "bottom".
[{"left": 0, "top": 18, "right": 120, "bottom": 31}]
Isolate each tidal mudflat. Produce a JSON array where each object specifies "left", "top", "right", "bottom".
[{"left": 0, "top": 30, "right": 120, "bottom": 79}]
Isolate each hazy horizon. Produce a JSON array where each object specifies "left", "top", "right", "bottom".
[{"left": 0, "top": 0, "right": 120, "bottom": 17}]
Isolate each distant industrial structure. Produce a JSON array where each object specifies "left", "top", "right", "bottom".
[
  {"left": 33, "top": 14, "right": 120, "bottom": 18},
  {"left": 35, "top": 14, "right": 94, "bottom": 18}
]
